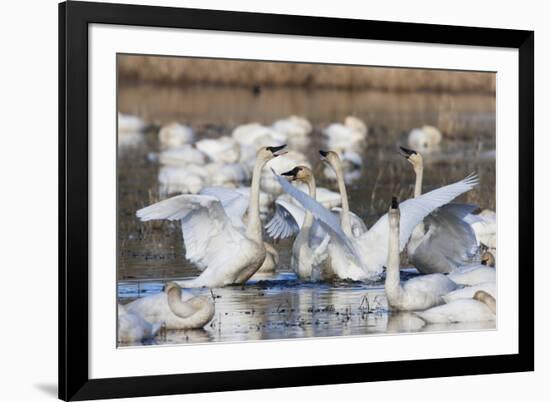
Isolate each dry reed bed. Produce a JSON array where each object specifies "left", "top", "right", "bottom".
[{"left": 118, "top": 55, "right": 496, "bottom": 94}]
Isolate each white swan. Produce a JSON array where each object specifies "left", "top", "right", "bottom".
[
  {"left": 273, "top": 169, "right": 479, "bottom": 281},
  {"left": 125, "top": 282, "right": 215, "bottom": 329},
  {"left": 407, "top": 125, "right": 442, "bottom": 153},
  {"left": 159, "top": 145, "right": 207, "bottom": 167},
  {"left": 447, "top": 253, "right": 496, "bottom": 286},
  {"left": 384, "top": 198, "right": 458, "bottom": 310},
  {"left": 137, "top": 145, "right": 287, "bottom": 288},
  {"left": 443, "top": 281, "right": 496, "bottom": 303},
  {"left": 398, "top": 146, "right": 480, "bottom": 274},
  {"left": 117, "top": 305, "right": 164, "bottom": 343},
  {"left": 279, "top": 166, "right": 331, "bottom": 280},
  {"left": 470, "top": 208, "right": 497, "bottom": 252},
  {"left": 195, "top": 136, "right": 241, "bottom": 164},
  {"left": 415, "top": 290, "right": 496, "bottom": 323},
  {"left": 323, "top": 116, "right": 368, "bottom": 152},
  {"left": 118, "top": 113, "right": 147, "bottom": 148},
  {"left": 158, "top": 166, "right": 205, "bottom": 195},
  {"left": 158, "top": 122, "right": 194, "bottom": 149},
  {"left": 261, "top": 150, "right": 310, "bottom": 195}
]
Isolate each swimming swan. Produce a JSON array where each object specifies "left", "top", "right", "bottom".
[
  {"left": 407, "top": 125, "right": 442, "bottom": 153},
  {"left": 117, "top": 305, "right": 164, "bottom": 343},
  {"left": 273, "top": 170, "right": 479, "bottom": 280},
  {"left": 385, "top": 198, "right": 457, "bottom": 311},
  {"left": 125, "top": 282, "right": 215, "bottom": 329},
  {"left": 136, "top": 145, "right": 287, "bottom": 288},
  {"left": 279, "top": 166, "right": 331, "bottom": 280},
  {"left": 399, "top": 146, "right": 480, "bottom": 274},
  {"left": 415, "top": 290, "right": 496, "bottom": 323}
]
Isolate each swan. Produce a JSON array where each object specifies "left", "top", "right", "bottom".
[
  {"left": 443, "top": 281, "right": 496, "bottom": 303},
  {"left": 118, "top": 113, "right": 147, "bottom": 148},
  {"left": 158, "top": 122, "right": 194, "bottom": 149},
  {"left": 117, "top": 305, "right": 164, "bottom": 343},
  {"left": 398, "top": 146, "right": 480, "bottom": 274},
  {"left": 159, "top": 145, "right": 207, "bottom": 167},
  {"left": 125, "top": 282, "right": 215, "bottom": 329},
  {"left": 195, "top": 136, "right": 241, "bottom": 164},
  {"left": 137, "top": 145, "right": 287, "bottom": 288},
  {"left": 278, "top": 166, "right": 331, "bottom": 280},
  {"left": 323, "top": 116, "right": 368, "bottom": 152},
  {"left": 273, "top": 169, "right": 479, "bottom": 281},
  {"left": 414, "top": 290, "right": 496, "bottom": 323},
  {"left": 446, "top": 252, "right": 496, "bottom": 286},
  {"left": 158, "top": 166, "right": 205, "bottom": 195},
  {"left": 384, "top": 198, "right": 458, "bottom": 310},
  {"left": 470, "top": 208, "right": 497, "bottom": 253},
  {"left": 118, "top": 113, "right": 147, "bottom": 133},
  {"left": 407, "top": 125, "right": 442, "bottom": 153},
  {"left": 272, "top": 116, "right": 312, "bottom": 138}
]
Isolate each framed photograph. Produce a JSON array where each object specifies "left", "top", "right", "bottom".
[{"left": 59, "top": 1, "right": 534, "bottom": 400}]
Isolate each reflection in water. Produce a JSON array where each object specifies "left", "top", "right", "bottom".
[{"left": 117, "top": 84, "right": 496, "bottom": 345}]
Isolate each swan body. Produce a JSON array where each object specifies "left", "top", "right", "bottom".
[
  {"left": 407, "top": 125, "right": 442, "bottom": 153},
  {"left": 125, "top": 283, "right": 214, "bottom": 329},
  {"left": 137, "top": 145, "right": 287, "bottom": 288},
  {"left": 159, "top": 145, "right": 207, "bottom": 167},
  {"left": 399, "top": 146, "right": 480, "bottom": 274},
  {"left": 414, "top": 298, "right": 495, "bottom": 323},
  {"left": 277, "top": 183, "right": 342, "bottom": 209},
  {"left": 118, "top": 113, "right": 147, "bottom": 133},
  {"left": 159, "top": 122, "right": 194, "bottom": 149},
  {"left": 443, "top": 282, "right": 496, "bottom": 303},
  {"left": 323, "top": 116, "right": 368, "bottom": 152},
  {"left": 158, "top": 166, "right": 205, "bottom": 195},
  {"left": 210, "top": 163, "right": 251, "bottom": 187},
  {"left": 470, "top": 209, "right": 497, "bottom": 250},
  {"left": 385, "top": 199, "right": 457, "bottom": 311},
  {"left": 447, "top": 264, "right": 496, "bottom": 286},
  {"left": 272, "top": 116, "right": 312, "bottom": 138},
  {"left": 196, "top": 136, "right": 240, "bottom": 164},
  {"left": 118, "top": 305, "right": 163, "bottom": 343}
]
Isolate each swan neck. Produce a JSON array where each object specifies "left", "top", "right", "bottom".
[
  {"left": 385, "top": 217, "right": 403, "bottom": 305},
  {"left": 303, "top": 175, "right": 317, "bottom": 229},
  {"left": 414, "top": 164, "right": 423, "bottom": 198},
  {"left": 167, "top": 288, "right": 195, "bottom": 318},
  {"left": 332, "top": 159, "right": 352, "bottom": 236},
  {"left": 246, "top": 157, "right": 267, "bottom": 241}
]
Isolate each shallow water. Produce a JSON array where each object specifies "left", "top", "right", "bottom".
[{"left": 117, "top": 84, "right": 496, "bottom": 345}]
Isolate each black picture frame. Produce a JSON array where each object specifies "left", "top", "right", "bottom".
[{"left": 59, "top": 1, "right": 534, "bottom": 400}]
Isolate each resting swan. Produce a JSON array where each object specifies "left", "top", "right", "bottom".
[
  {"left": 399, "top": 146, "right": 480, "bottom": 274},
  {"left": 273, "top": 169, "right": 479, "bottom": 281},
  {"left": 385, "top": 198, "right": 457, "bottom": 311},
  {"left": 415, "top": 290, "right": 496, "bottom": 323},
  {"left": 117, "top": 305, "right": 164, "bottom": 344},
  {"left": 447, "top": 252, "right": 496, "bottom": 286},
  {"left": 407, "top": 125, "right": 441, "bottom": 153},
  {"left": 125, "top": 282, "right": 215, "bottom": 329},
  {"left": 137, "top": 145, "right": 287, "bottom": 288},
  {"left": 279, "top": 166, "right": 331, "bottom": 280}
]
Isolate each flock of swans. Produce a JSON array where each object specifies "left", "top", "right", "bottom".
[{"left": 117, "top": 113, "right": 497, "bottom": 344}]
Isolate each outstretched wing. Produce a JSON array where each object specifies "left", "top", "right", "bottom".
[
  {"left": 265, "top": 199, "right": 305, "bottom": 239},
  {"left": 199, "top": 187, "right": 249, "bottom": 228},
  {"left": 331, "top": 207, "right": 368, "bottom": 238},
  {"left": 358, "top": 174, "right": 479, "bottom": 270},
  {"left": 137, "top": 194, "right": 247, "bottom": 271},
  {"left": 272, "top": 169, "right": 361, "bottom": 262}
]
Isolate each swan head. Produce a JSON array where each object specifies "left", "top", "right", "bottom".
[
  {"left": 473, "top": 290, "right": 495, "bottom": 305},
  {"left": 258, "top": 145, "right": 287, "bottom": 162},
  {"left": 388, "top": 196, "right": 400, "bottom": 226},
  {"left": 399, "top": 146, "right": 423, "bottom": 170},
  {"left": 280, "top": 165, "right": 313, "bottom": 183},
  {"left": 319, "top": 149, "right": 342, "bottom": 167},
  {"left": 481, "top": 251, "right": 496, "bottom": 268}
]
